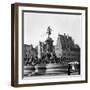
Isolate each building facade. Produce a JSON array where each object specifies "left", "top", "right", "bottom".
[{"left": 55, "top": 34, "right": 80, "bottom": 64}]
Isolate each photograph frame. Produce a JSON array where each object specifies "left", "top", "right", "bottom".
[{"left": 11, "top": 3, "right": 88, "bottom": 87}]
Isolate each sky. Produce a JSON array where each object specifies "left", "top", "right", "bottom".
[{"left": 24, "top": 12, "right": 82, "bottom": 48}]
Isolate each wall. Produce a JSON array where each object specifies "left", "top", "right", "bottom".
[{"left": 0, "top": 0, "right": 89, "bottom": 90}]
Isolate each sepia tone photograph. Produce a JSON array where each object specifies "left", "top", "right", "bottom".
[{"left": 23, "top": 11, "right": 81, "bottom": 78}]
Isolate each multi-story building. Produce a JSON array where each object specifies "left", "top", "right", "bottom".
[
  {"left": 55, "top": 33, "right": 80, "bottom": 64},
  {"left": 24, "top": 44, "right": 38, "bottom": 65},
  {"left": 55, "top": 34, "right": 62, "bottom": 58}
]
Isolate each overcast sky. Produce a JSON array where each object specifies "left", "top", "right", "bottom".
[{"left": 24, "top": 12, "right": 82, "bottom": 47}]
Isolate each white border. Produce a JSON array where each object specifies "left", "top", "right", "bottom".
[{"left": 18, "top": 6, "right": 86, "bottom": 84}]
